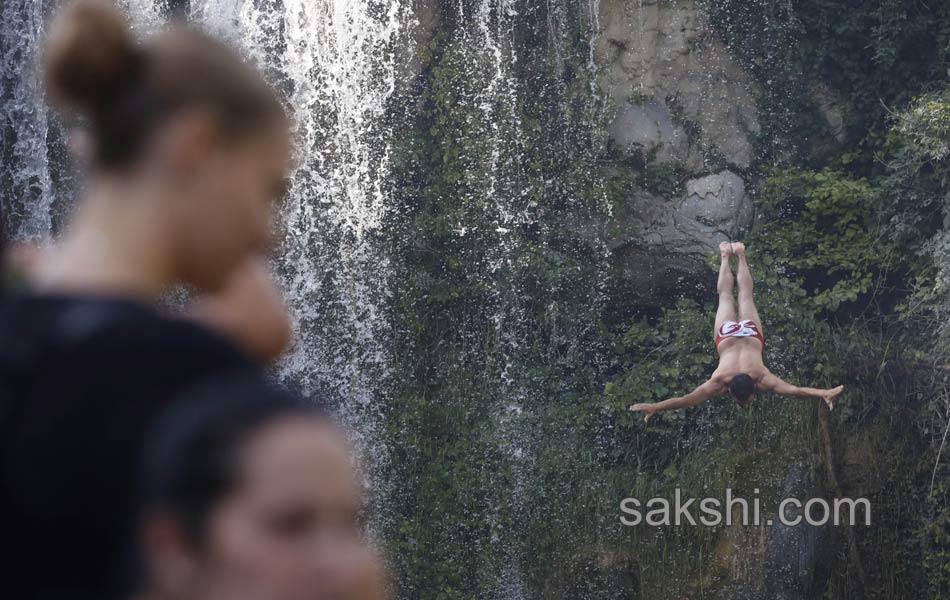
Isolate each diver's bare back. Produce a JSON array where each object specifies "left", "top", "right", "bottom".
[{"left": 628, "top": 242, "right": 843, "bottom": 423}]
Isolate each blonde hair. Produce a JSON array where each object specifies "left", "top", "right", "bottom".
[{"left": 44, "top": 0, "right": 285, "bottom": 168}]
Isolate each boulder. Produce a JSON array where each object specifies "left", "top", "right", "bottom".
[
  {"left": 812, "top": 82, "right": 848, "bottom": 144},
  {"left": 606, "top": 170, "right": 752, "bottom": 306}
]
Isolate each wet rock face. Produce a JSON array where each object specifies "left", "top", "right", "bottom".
[
  {"left": 543, "top": 550, "right": 641, "bottom": 599},
  {"left": 400, "top": 0, "right": 440, "bottom": 82},
  {"left": 594, "top": 0, "right": 760, "bottom": 172},
  {"left": 608, "top": 99, "right": 683, "bottom": 163},
  {"left": 607, "top": 170, "right": 753, "bottom": 305},
  {"left": 593, "top": 0, "right": 761, "bottom": 305},
  {"left": 679, "top": 171, "right": 753, "bottom": 243},
  {"left": 687, "top": 463, "right": 824, "bottom": 600}
]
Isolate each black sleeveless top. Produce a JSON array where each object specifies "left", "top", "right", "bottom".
[{"left": 0, "top": 293, "right": 260, "bottom": 600}]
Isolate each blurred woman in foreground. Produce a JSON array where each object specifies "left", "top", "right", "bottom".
[
  {"left": 137, "top": 379, "right": 388, "bottom": 600},
  {"left": 0, "top": 1, "right": 293, "bottom": 598}
]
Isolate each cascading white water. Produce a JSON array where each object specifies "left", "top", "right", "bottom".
[
  {"left": 3, "top": 1, "right": 615, "bottom": 597},
  {"left": 1, "top": 0, "right": 53, "bottom": 241},
  {"left": 2, "top": 0, "right": 413, "bottom": 529},
  {"left": 265, "top": 0, "right": 407, "bottom": 408},
  {"left": 183, "top": 0, "right": 413, "bottom": 532},
  {"left": 448, "top": 3, "right": 532, "bottom": 596},
  {"left": 120, "top": 0, "right": 166, "bottom": 31}
]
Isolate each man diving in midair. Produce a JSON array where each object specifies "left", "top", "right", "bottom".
[{"left": 629, "top": 242, "right": 844, "bottom": 423}]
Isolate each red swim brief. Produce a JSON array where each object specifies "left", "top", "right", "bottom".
[{"left": 715, "top": 319, "right": 764, "bottom": 348}]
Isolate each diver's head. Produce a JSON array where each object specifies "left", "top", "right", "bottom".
[
  {"left": 729, "top": 373, "right": 756, "bottom": 408},
  {"left": 44, "top": 0, "right": 290, "bottom": 292}
]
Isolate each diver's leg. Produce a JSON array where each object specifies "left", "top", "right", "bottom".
[
  {"left": 714, "top": 242, "right": 737, "bottom": 337},
  {"left": 733, "top": 243, "right": 762, "bottom": 332}
]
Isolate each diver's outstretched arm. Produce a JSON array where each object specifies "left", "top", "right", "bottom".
[
  {"left": 629, "top": 380, "right": 721, "bottom": 423},
  {"left": 759, "top": 373, "right": 843, "bottom": 410}
]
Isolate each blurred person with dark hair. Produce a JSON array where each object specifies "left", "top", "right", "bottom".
[
  {"left": 629, "top": 242, "right": 844, "bottom": 422},
  {"left": 0, "top": 1, "right": 295, "bottom": 598},
  {"left": 135, "top": 378, "right": 388, "bottom": 600}
]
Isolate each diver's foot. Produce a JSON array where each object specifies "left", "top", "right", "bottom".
[
  {"left": 719, "top": 241, "right": 733, "bottom": 258},
  {"left": 731, "top": 242, "right": 746, "bottom": 258}
]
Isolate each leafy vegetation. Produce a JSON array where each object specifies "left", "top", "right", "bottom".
[{"left": 373, "top": 1, "right": 950, "bottom": 598}]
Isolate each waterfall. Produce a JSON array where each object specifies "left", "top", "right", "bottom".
[
  {"left": 183, "top": 0, "right": 412, "bottom": 534},
  {"left": 270, "top": 0, "right": 407, "bottom": 517},
  {"left": 0, "top": 1, "right": 609, "bottom": 596},
  {"left": 266, "top": 0, "right": 407, "bottom": 410},
  {"left": 6, "top": 0, "right": 933, "bottom": 598},
  {"left": 1, "top": 0, "right": 414, "bottom": 533},
  {"left": 448, "top": 3, "right": 532, "bottom": 596},
  {"left": 3, "top": 1, "right": 661, "bottom": 597},
  {"left": 120, "top": 0, "right": 166, "bottom": 30},
  {"left": 1, "top": 0, "right": 53, "bottom": 241}
]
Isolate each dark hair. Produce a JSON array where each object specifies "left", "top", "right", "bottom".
[
  {"left": 140, "top": 376, "right": 327, "bottom": 546},
  {"left": 729, "top": 373, "right": 756, "bottom": 407},
  {"left": 43, "top": 0, "right": 285, "bottom": 169}
]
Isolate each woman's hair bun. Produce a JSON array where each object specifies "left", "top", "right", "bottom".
[{"left": 43, "top": 0, "right": 140, "bottom": 114}]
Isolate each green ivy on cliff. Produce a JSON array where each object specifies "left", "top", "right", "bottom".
[{"left": 374, "top": 1, "right": 950, "bottom": 598}]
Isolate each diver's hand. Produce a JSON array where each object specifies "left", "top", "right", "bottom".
[
  {"left": 821, "top": 385, "right": 844, "bottom": 410},
  {"left": 628, "top": 403, "right": 656, "bottom": 423}
]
